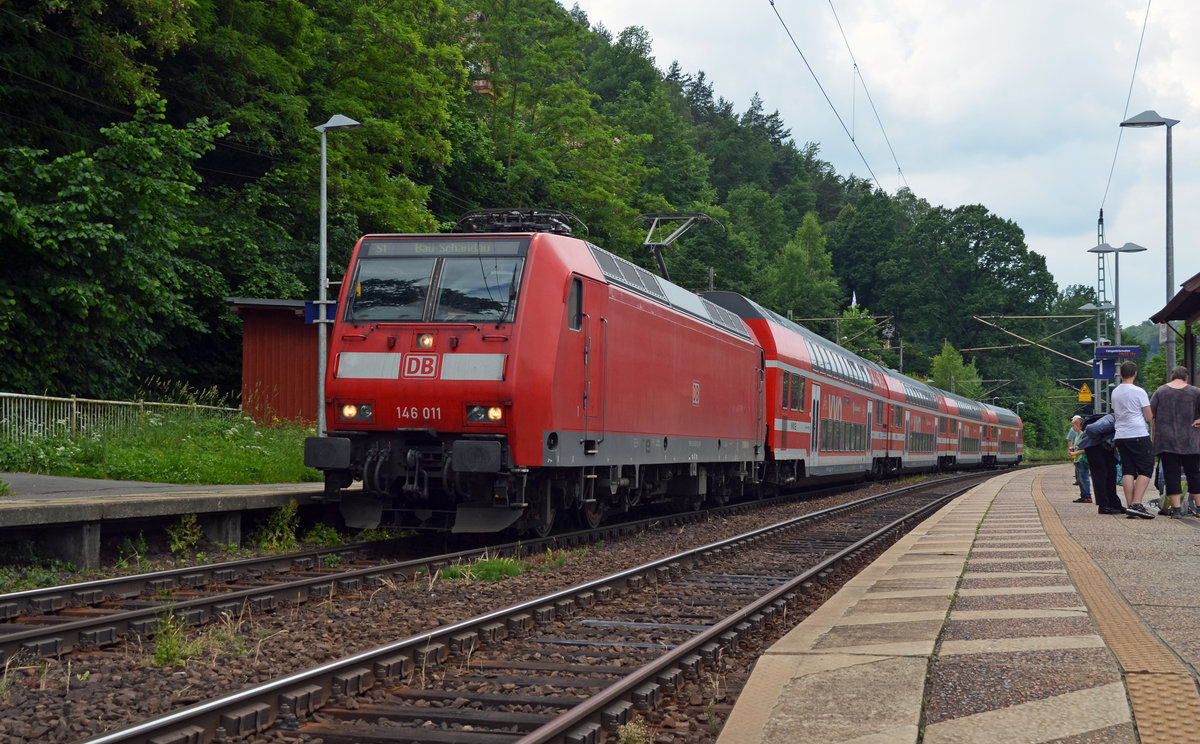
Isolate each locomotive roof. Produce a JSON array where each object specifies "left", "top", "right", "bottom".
[{"left": 584, "top": 243, "right": 752, "bottom": 341}]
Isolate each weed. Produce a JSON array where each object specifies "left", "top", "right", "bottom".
[
  {"left": 166, "top": 514, "right": 203, "bottom": 557},
  {"left": 250, "top": 499, "right": 299, "bottom": 552},
  {"left": 0, "top": 558, "right": 74, "bottom": 593},
  {"left": 323, "top": 554, "right": 341, "bottom": 569},
  {"left": 117, "top": 533, "right": 152, "bottom": 572},
  {"left": 357, "top": 527, "right": 399, "bottom": 542},
  {"left": 151, "top": 609, "right": 192, "bottom": 667},
  {"left": 538, "top": 546, "right": 591, "bottom": 572},
  {"left": 368, "top": 576, "right": 400, "bottom": 606},
  {"left": 302, "top": 523, "right": 344, "bottom": 547},
  {"left": 616, "top": 714, "right": 652, "bottom": 744},
  {"left": 473, "top": 556, "right": 528, "bottom": 581},
  {"left": 0, "top": 479, "right": 8, "bottom": 495},
  {"left": 439, "top": 555, "right": 529, "bottom": 583},
  {"left": 706, "top": 700, "right": 721, "bottom": 734}
]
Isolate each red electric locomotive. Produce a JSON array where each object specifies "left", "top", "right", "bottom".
[{"left": 304, "top": 210, "right": 764, "bottom": 534}]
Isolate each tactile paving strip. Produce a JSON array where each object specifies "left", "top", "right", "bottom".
[{"left": 1032, "top": 473, "right": 1200, "bottom": 743}]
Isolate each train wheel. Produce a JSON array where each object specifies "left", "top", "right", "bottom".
[
  {"left": 578, "top": 500, "right": 605, "bottom": 529},
  {"left": 528, "top": 492, "right": 557, "bottom": 538}
]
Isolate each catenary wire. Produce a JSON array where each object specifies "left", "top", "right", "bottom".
[
  {"left": 768, "top": 0, "right": 881, "bottom": 191},
  {"left": 1099, "top": 0, "right": 1152, "bottom": 210},
  {"left": 825, "top": 0, "right": 910, "bottom": 192}
]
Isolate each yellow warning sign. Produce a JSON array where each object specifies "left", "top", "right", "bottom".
[{"left": 1079, "top": 383, "right": 1092, "bottom": 403}]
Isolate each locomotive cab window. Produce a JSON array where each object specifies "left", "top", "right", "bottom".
[
  {"left": 344, "top": 238, "right": 529, "bottom": 324},
  {"left": 568, "top": 277, "right": 582, "bottom": 331}
]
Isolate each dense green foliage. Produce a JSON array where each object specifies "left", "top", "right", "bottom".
[{"left": 3, "top": 0, "right": 1169, "bottom": 449}]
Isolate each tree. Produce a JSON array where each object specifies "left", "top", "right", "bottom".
[
  {"left": 826, "top": 189, "right": 897, "bottom": 311},
  {"left": 879, "top": 204, "right": 1057, "bottom": 360},
  {"left": 767, "top": 213, "right": 842, "bottom": 322},
  {"left": 929, "top": 342, "right": 983, "bottom": 401},
  {"left": 466, "top": 0, "right": 644, "bottom": 248},
  {"left": 0, "top": 0, "right": 196, "bottom": 154},
  {"left": 0, "top": 99, "right": 226, "bottom": 397}
]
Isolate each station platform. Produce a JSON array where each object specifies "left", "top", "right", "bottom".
[
  {"left": 0, "top": 472, "right": 323, "bottom": 570},
  {"left": 720, "top": 464, "right": 1200, "bottom": 744}
]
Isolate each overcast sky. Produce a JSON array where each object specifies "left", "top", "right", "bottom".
[{"left": 566, "top": 0, "right": 1198, "bottom": 341}]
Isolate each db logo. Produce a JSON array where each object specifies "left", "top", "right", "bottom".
[{"left": 403, "top": 354, "right": 438, "bottom": 378}]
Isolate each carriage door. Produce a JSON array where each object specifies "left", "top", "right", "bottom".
[
  {"left": 578, "top": 278, "right": 607, "bottom": 452},
  {"left": 809, "top": 383, "right": 821, "bottom": 468},
  {"left": 866, "top": 401, "right": 873, "bottom": 455}
]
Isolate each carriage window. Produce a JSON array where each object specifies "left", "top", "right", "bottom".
[
  {"left": 781, "top": 372, "right": 791, "bottom": 409},
  {"left": 568, "top": 278, "right": 582, "bottom": 331},
  {"left": 790, "top": 374, "right": 805, "bottom": 411}
]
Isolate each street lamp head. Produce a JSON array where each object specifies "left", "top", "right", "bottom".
[
  {"left": 1088, "top": 242, "right": 1115, "bottom": 255},
  {"left": 1117, "top": 242, "right": 1147, "bottom": 253},
  {"left": 1080, "top": 336, "right": 1095, "bottom": 345},
  {"left": 315, "top": 114, "right": 363, "bottom": 133},
  {"left": 1121, "top": 110, "right": 1179, "bottom": 128}
]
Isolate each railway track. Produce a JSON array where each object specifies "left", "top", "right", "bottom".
[
  {"left": 69, "top": 473, "right": 987, "bottom": 744},
  {"left": 0, "top": 507, "right": 737, "bottom": 667},
  {"left": 0, "top": 478, "right": 859, "bottom": 667}
]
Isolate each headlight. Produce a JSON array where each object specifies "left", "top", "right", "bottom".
[
  {"left": 337, "top": 403, "right": 373, "bottom": 422},
  {"left": 466, "top": 405, "right": 504, "bottom": 424},
  {"left": 415, "top": 333, "right": 435, "bottom": 349}
]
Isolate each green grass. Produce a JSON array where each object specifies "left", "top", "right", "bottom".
[
  {"left": 440, "top": 556, "right": 530, "bottom": 582},
  {"left": 0, "top": 409, "right": 320, "bottom": 486}
]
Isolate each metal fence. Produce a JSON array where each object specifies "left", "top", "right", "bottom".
[{"left": 0, "top": 392, "right": 241, "bottom": 442}]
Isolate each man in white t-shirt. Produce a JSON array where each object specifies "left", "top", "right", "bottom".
[{"left": 1113, "top": 361, "right": 1156, "bottom": 519}]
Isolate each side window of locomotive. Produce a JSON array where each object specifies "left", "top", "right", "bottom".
[
  {"left": 568, "top": 278, "right": 582, "bottom": 331},
  {"left": 345, "top": 257, "right": 436, "bottom": 321},
  {"left": 433, "top": 256, "right": 525, "bottom": 322}
]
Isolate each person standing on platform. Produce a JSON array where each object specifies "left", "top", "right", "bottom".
[
  {"left": 1080, "top": 413, "right": 1124, "bottom": 514},
  {"left": 1114, "top": 361, "right": 1156, "bottom": 519},
  {"left": 1067, "top": 415, "right": 1091, "bottom": 503},
  {"left": 1149, "top": 365, "right": 1200, "bottom": 519}
]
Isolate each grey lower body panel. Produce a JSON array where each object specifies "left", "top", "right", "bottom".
[{"left": 541, "top": 430, "right": 761, "bottom": 468}]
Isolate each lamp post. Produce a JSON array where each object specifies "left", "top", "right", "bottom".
[
  {"left": 1120, "top": 110, "right": 1178, "bottom": 378},
  {"left": 1015, "top": 401, "right": 1024, "bottom": 417},
  {"left": 1087, "top": 242, "right": 1146, "bottom": 346},
  {"left": 314, "top": 114, "right": 363, "bottom": 437}
]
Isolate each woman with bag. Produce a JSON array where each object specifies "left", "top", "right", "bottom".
[{"left": 1149, "top": 366, "right": 1200, "bottom": 518}]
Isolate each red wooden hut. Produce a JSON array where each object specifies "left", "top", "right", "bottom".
[{"left": 225, "top": 298, "right": 317, "bottom": 424}]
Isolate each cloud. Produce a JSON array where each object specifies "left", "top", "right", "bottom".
[{"left": 569, "top": 0, "right": 1200, "bottom": 328}]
